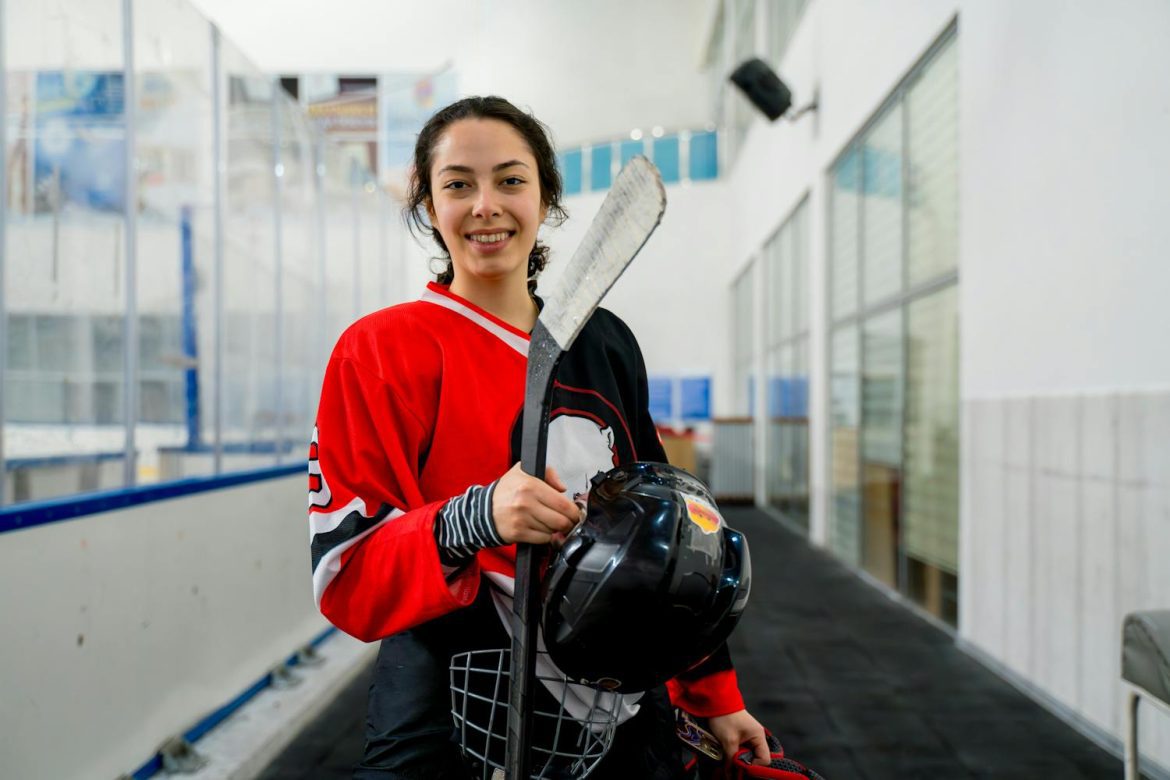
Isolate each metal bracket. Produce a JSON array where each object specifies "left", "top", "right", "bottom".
[
  {"left": 159, "top": 735, "right": 208, "bottom": 774},
  {"left": 269, "top": 661, "right": 303, "bottom": 690},
  {"left": 296, "top": 643, "right": 325, "bottom": 668}
]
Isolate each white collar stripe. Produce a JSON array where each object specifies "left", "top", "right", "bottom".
[{"left": 420, "top": 288, "right": 530, "bottom": 357}]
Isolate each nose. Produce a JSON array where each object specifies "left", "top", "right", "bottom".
[{"left": 472, "top": 187, "right": 502, "bottom": 219}]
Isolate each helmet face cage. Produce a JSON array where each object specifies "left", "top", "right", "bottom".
[{"left": 449, "top": 649, "right": 620, "bottom": 779}]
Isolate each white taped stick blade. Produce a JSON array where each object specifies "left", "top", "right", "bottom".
[{"left": 540, "top": 156, "right": 665, "bottom": 350}]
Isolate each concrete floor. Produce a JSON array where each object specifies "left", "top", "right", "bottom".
[{"left": 258, "top": 507, "right": 1126, "bottom": 779}]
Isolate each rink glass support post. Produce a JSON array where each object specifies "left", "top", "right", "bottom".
[
  {"left": 270, "top": 79, "right": 285, "bottom": 465},
  {"left": 179, "top": 207, "right": 202, "bottom": 450},
  {"left": 121, "top": 0, "right": 140, "bottom": 489},
  {"left": 210, "top": 24, "right": 225, "bottom": 475},
  {"left": 313, "top": 137, "right": 328, "bottom": 394},
  {"left": 351, "top": 163, "right": 361, "bottom": 321},
  {"left": 0, "top": 0, "right": 8, "bottom": 504}
]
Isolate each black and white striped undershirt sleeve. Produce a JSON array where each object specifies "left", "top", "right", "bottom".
[{"left": 435, "top": 480, "right": 506, "bottom": 568}]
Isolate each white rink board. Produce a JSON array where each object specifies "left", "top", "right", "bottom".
[
  {"left": 963, "top": 391, "right": 1170, "bottom": 772},
  {"left": 0, "top": 473, "right": 332, "bottom": 780}
]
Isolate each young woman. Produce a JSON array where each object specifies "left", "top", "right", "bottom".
[{"left": 308, "top": 96, "right": 767, "bottom": 778}]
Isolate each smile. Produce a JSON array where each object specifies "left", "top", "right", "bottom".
[{"left": 467, "top": 231, "right": 514, "bottom": 244}]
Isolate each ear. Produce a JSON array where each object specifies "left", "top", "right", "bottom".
[
  {"left": 425, "top": 198, "right": 436, "bottom": 224},
  {"left": 539, "top": 201, "right": 548, "bottom": 224}
]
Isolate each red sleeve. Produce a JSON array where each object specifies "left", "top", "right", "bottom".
[
  {"left": 666, "top": 669, "right": 746, "bottom": 718},
  {"left": 309, "top": 354, "right": 480, "bottom": 642}
]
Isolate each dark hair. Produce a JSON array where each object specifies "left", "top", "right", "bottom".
[{"left": 405, "top": 96, "right": 566, "bottom": 295}]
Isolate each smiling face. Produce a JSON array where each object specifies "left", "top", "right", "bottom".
[{"left": 426, "top": 118, "right": 548, "bottom": 295}]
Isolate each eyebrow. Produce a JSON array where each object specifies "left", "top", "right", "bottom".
[{"left": 437, "top": 160, "right": 530, "bottom": 176}]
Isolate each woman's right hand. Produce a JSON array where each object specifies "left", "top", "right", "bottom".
[{"left": 491, "top": 462, "right": 582, "bottom": 545}]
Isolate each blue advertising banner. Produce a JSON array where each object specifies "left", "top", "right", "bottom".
[
  {"left": 768, "top": 375, "right": 810, "bottom": 418},
  {"left": 648, "top": 377, "right": 674, "bottom": 422},
  {"left": 34, "top": 71, "right": 126, "bottom": 213},
  {"left": 680, "top": 377, "right": 711, "bottom": 421}
]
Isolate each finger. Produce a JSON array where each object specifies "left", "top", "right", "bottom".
[
  {"left": 529, "top": 479, "right": 580, "bottom": 520},
  {"left": 500, "top": 475, "right": 574, "bottom": 518},
  {"left": 747, "top": 733, "right": 770, "bottom": 765},
  {"left": 544, "top": 465, "right": 568, "bottom": 493},
  {"left": 528, "top": 503, "right": 579, "bottom": 535}
]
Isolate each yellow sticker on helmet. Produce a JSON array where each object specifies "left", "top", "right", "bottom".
[{"left": 685, "top": 496, "right": 722, "bottom": 535}]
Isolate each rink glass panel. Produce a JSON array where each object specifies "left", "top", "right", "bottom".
[
  {"left": 277, "top": 96, "right": 322, "bottom": 459},
  {"left": 220, "top": 41, "right": 280, "bottom": 472},
  {"left": 2, "top": 0, "right": 379, "bottom": 504},
  {"left": 3, "top": 0, "right": 133, "bottom": 501},
  {"left": 131, "top": 0, "right": 216, "bottom": 482}
]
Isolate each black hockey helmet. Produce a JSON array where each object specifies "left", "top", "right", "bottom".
[{"left": 541, "top": 461, "right": 751, "bottom": 693}]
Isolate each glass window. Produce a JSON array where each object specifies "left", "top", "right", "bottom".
[
  {"left": 861, "top": 104, "right": 904, "bottom": 306},
  {"left": 765, "top": 231, "right": 784, "bottom": 344},
  {"left": 793, "top": 201, "right": 809, "bottom": 333},
  {"left": 861, "top": 309, "right": 903, "bottom": 587},
  {"left": 762, "top": 198, "right": 810, "bottom": 529},
  {"left": 2, "top": 0, "right": 383, "bottom": 505},
  {"left": 779, "top": 229, "right": 795, "bottom": 341},
  {"left": 731, "top": 266, "right": 755, "bottom": 417},
  {"left": 321, "top": 144, "right": 359, "bottom": 344},
  {"left": 2, "top": 0, "right": 131, "bottom": 502},
  {"left": 830, "top": 148, "right": 861, "bottom": 319},
  {"left": 280, "top": 103, "right": 325, "bottom": 460},
  {"left": 688, "top": 131, "right": 719, "bottom": 181},
  {"left": 590, "top": 143, "right": 612, "bottom": 191},
  {"left": 6, "top": 316, "right": 33, "bottom": 370},
  {"left": 826, "top": 31, "right": 959, "bottom": 622},
  {"left": 222, "top": 42, "right": 279, "bottom": 464},
  {"left": 92, "top": 316, "right": 124, "bottom": 371},
  {"left": 559, "top": 149, "right": 583, "bottom": 195},
  {"left": 907, "top": 40, "right": 959, "bottom": 285},
  {"left": 904, "top": 286, "right": 960, "bottom": 611},
  {"left": 619, "top": 138, "right": 644, "bottom": 169},
  {"left": 830, "top": 325, "right": 861, "bottom": 567},
  {"left": 35, "top": 316, "right": 76, "bottom": 372},
  {"left": 652, "top": 135, "right": 680, "bottom": 184}
]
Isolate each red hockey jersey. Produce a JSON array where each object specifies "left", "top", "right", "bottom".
[{"left": 309, "top": 282, "right": 743, "bottom": 717}]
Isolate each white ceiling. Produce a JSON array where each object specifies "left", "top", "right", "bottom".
[{"left": 187, "top": 0, "right": 718, "bottom": 145}]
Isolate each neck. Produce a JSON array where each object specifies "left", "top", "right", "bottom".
[{"left": 449, "top": 273, "right": 538, "bottom": 332}]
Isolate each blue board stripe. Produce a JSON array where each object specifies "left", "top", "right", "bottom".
[{"left": 0, "top": 463, "right": 304, "bottom": 535}]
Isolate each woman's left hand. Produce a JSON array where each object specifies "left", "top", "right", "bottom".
[{"left": 707, "top": 709, "right": 769, "bottom": 766}]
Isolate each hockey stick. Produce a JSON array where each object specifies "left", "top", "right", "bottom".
[{"left": 506, "top": 156, "right": 666, "bottom": 778}]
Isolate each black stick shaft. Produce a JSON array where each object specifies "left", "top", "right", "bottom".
[{"left": 506, "top": 321, "right": 563, "bottom": 779}]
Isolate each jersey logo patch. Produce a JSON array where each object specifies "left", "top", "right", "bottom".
[
  {"left": 308, "top": 425, "right": 332, "bottom": 509},
  {"left": 510, "top": 384, "right": 634, "bottom": 503}
]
